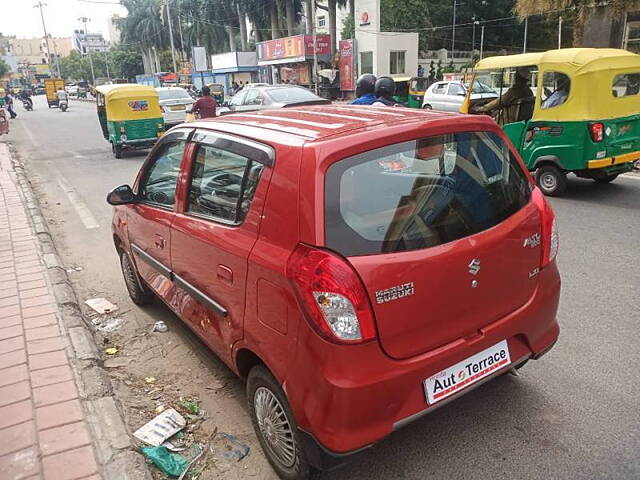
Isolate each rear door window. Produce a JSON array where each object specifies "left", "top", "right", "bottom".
[
  {"left": 325, "top": 131, "right": 531, "bottom": 256},
  {"left": 612, "top": 73, "right": 640, "bottom": 97},
  {"left": 541, "top": 72, "right": 571, "bottom": 109}
]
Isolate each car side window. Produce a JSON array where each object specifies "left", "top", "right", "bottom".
[
  {"left": 243, "top": 89, "right": 264, "bottom": 106},
  {"left": 229, "top": 90, "right": 247, "bottom": 107},
  {"left": 433, "top": 83, "right": 448, "bottom": 94},
  {"left": 186, "top": 142, "right": 265, "bottom": 224},
  {"left": 138, "top": 141, "right": 185, "bottom": 209},
  {"left": 447, "top": 83, "right": 465, "bottom": 96}
]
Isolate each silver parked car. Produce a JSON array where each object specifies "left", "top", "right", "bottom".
[
  {"left": 219, "top": 84, "right": 330, "bottom": 115},
  {"left": 422, "top": 80, "right": 498, "bottom": 112}
]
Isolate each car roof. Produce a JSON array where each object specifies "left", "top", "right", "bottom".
[{"left": 187, "top": 105, "right": 486, "bottom": 143}]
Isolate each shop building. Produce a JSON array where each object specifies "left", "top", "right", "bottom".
[
  {"left": 210, "top": 51, "right": 258, "bottom": 95},
  {"left": 256, "top": 34, "right": 331, "bottom": 86}
]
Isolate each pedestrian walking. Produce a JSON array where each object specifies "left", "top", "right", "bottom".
[
  {"left": 4, "top": 93, "right": 17, "bottom": 119},
  {"left": 191, "top": 86, "right": 217, "bottom": 119}
]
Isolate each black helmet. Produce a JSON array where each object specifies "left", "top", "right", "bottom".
[
  {"left": 375, "top": 76, "right": 395, "bottom": 98},
  {"left": 355, "top": 74, "right": 377, "bottom": 97}
]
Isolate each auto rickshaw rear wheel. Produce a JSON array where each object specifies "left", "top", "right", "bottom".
[
  {"left": 111, "top": 142, "right": 123, "bottom": 159},
  {"left": 536, "top": 164, "right": 567, "bottom": 196},
  {"left": 594, "top": 174, "right": 618, "bottom": 184}
]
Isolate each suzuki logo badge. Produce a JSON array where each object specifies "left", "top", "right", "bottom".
[{"left": 468, "top": 259, "right": 481, "bottom": 275}]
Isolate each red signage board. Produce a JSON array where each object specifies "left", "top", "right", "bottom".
[
  {"left": 257, "top": 34, "right": 331, "bottom": 62},
  {"left": 339, "top": 39, "right": 355, "bottom": 91}
]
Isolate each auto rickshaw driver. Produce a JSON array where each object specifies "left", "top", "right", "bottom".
[{"left": 477, "top": 66, "right": 533, "bottom": 123}]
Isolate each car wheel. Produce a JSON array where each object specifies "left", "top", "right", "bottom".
[
  {"left": 423, "top": 104, "right": 432, "bottom": 110},
  {"left": 594, "top": 174, "right": 618, "bottom": 184},
  {"left": 247, "top": 365, "right": 311, "bottom": 480},
  {"left": 120, "top": 250, "right": 153, "bottom": 306},
  {"left": 535, "top": 165, "right": 567, "bottom": 196}
]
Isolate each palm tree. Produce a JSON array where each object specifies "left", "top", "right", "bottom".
[
  {"left": 119, "top": 0, "right": 167, "bottom": 73},
  {"left": 515, "top": 0, "right": 640, "bottom": 46}
]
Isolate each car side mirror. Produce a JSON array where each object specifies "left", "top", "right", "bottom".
[{"left": 107, "top": 184, "right": 138, "bottom": 205}]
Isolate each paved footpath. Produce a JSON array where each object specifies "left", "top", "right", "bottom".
[{"left": 0, "top": 146, "right": 101, "bottom": 480}]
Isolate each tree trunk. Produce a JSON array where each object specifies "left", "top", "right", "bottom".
[
  {"left": 328, "top": 0, "right": 337, "bottom": 56},
  {"left": 270, "top": 0, "right": 280, "bottom": 39},
  {"left": 285, "top": 0, "right": 295, "bottom": 36},
  {"left": 227, "top": 26, "right": 236, "bottom": 51},
  {"left": 305, "top": 0, "right": 313, "bottom": 34},
  {"left": 277, "top": 0, "right": 287, "bottom": 34},
  {"left": 238, "top": 4, "right": 248, "bottom": 50}
]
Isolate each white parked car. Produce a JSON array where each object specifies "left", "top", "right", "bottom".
[
  {"left": 422, "top": 80, "right": 498, "bottom": 112},
  {"left": 156, "top": 87, "right": 195, "bottom": 126},
  {"left": 65, "top": 84, "right": 79, "bottom": 96}
]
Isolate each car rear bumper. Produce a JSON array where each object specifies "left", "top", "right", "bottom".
[{"left": 289, "top": 262, "right": 561, "bottom": 468}]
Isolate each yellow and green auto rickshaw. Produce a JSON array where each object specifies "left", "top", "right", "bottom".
[
  {"left": 408, "top": 76, "right": 429, "bottom": 108},
  {"left": 207, "top": 83, "right": 225, "bottom": 105},
  {"left": 392, "top": 76, "right": 411, "bottom": 105},
  {"left": 462, "top": 48, "right": 640, "bottom": 196},
  {"left": 95, "top": 84, "right": 165, "bottom": 158}
]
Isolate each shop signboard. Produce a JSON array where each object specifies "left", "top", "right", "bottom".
[
  {"left": 257, "top": 34, "right": 331, "bottom": 64},
  {"left": 339, "top": 39, "right": 355, "bottom": 91}
]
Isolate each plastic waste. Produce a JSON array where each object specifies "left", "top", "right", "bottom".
[
  {"left": 219, "top": 433, "right": 250, "bottom": 461},
  {"left": 141, "top": 446, "right": 189, "bottom": 477},
  {"left": 153, "top": 320, "right": 168, "bottom": 332}
]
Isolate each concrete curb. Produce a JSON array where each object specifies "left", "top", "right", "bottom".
[{"left": 5, "top": 143, "right": 151, "bottom": 480}]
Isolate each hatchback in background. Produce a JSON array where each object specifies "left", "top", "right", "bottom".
[
  {"left": 108, "top": 106, "right": 560, "bottom": 479},
  {"left": 423, "top": 80, "right": 498, "bottom": 112},
  {"left": 218, "top": 84, "right": 330, "bottom": 115},
  {"left": 156, "top": 87, "right": 195, "bottom": 126}
]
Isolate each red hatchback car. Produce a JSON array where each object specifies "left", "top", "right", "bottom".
[{"left": 108, "top": 106, "right": 561, "bottom": 479}]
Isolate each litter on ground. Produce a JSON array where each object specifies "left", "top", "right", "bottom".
[
  {"left": 134, "top": 408, "right": 186, "bottom": 447},
  {"left": 85, "top": 297, "right": 119, "bottom": 314}
]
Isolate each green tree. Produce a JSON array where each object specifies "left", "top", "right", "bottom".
[
  {"left": 341, "top": 13, "right": 354, "bottom": 40},
  {"left": 109, "top": 45, "right": 145, "bottom": 80},
  {"left": 515, "top": 0, "right": 640, "bottom": 46}
]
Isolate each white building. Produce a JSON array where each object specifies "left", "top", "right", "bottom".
[
  {"left": 72, "top": 30, "right": 109, "bottom": 54},
  {"left": 355, "top": 0, "right": 418, "bottom": 77},
  {"left": 108, "top": 15, "right": 121, "bottom": 45}
]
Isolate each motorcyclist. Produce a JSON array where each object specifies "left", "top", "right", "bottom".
[
  {"left": 372, "top": 76, "right": 399, "bottom": 106},
  {"left": 57, "top": 89, "right": 69, "bottom": 111},
  {"left": 351, "top": 74, "right": 377, "bottom": 105},
  {"left": 19, "top": 90, "right": 33, "bottom": 110}
]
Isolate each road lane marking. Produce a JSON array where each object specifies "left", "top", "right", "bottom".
[
  {"left": 20, "top": 121, "right": 38, "bottom": 147},
  {"left": 56, "top": 176, "right": 100, "bottom": 229}
]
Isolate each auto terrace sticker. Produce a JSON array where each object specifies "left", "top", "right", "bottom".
[
  {"left": 128, "top": 100, "right": 149, "bottom": 112},
  {"left": 423, "top": 340, "right": 511, "bottom": 405}
]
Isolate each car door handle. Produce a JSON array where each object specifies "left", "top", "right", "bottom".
[
  {"left": 217, "top": 265, "right": 233, "bottom": 284},
  {"left": 154, "top": 234, "right": 166, "bottom": 249}
]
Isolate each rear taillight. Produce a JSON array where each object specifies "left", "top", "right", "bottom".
[
  {"left": 286, "top": 244, "right": 377, "bottom": 344},
  {"left": 119, "top": 125, "right": 126, "bottom": 135},
  {"left": 588, "top": 122, "right": 604, "bottom": 142},
  {"left": 532, "top": 188, "right": 559, "bottom": 267}
]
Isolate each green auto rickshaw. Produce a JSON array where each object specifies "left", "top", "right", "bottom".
[
  {"left": 95, "top": 84, "right": 165, "bottom": 158},
  {"left": 463, "top": 48, "right": 640, "bottom": 196},
  {"left": 392, "top": 76, "right": 411, "bottom": 105},
  {"left": 408, "top": 77, "right": 429, "bottom": 108},
  {"left": 207, "top": 83, "right": 225, "bottom": 105}
]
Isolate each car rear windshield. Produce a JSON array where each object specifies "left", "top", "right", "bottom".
[
  {"left": 158, "top": 89, "right": 192, "bottom": 101},
  {"left": 325, "top": 131, "right": 531, "bottom": 256},
  {"left": 266, "top": 87, "right": 321, "bottom": 103}
]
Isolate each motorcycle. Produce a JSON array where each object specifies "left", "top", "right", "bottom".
[
  {"left": 59, "top": 97, "right": 68, "bottom": 112},
  {"left": 22, "top": 98, "right": 33, "bottom": 111}
]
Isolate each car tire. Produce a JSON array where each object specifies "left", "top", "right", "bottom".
[
  {"left": 594, "top": 174, "right": 618, "bottom": 184},
  {"left": 120, "top": 250, "right": 153, "bottom": 306},
  {"left": 535, "top": 165, "right": 567, "bottom": 196},
  {"left": 423, "top": 104, "right": 432, "bottom": 110},
  {"left": 247, "top": 365, "right": 311, "bottom": 480}
]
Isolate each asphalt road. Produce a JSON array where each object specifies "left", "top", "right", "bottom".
[{"left": 6, "top": 95, "right": 640, "bottom": 480}]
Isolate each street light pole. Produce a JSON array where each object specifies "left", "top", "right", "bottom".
[
  {"left": 451, "top": 0, "right": 457, "bottom": 59},
  {"left": 312, "top": 3, "right": 318, "bottom": 95},
  {"left": 523, "top": 17, "right": 528, "bottom": 53},
  {"left": 558, "top": 16, "right": 563, "bottom": 48},
  {"left": 78, "top": 17, "right": 96, "bottom": 84},
  {"left": 480, "top": 25, "right": 485, "bottom": 60},
  {"left": 34, "top": 1, "right": 53, "bottom": 77},
  {"left": 164, "top": 0, "right": 179, "bottom": 74}
]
